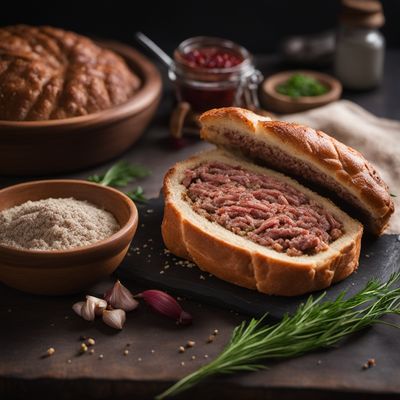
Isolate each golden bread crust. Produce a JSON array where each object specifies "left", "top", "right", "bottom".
[
  {"left": 162, "top": 153, "right": 363, "bottom": 296},
  {"left": 199, "top": 107, "right": 394, "bottom": 235}
]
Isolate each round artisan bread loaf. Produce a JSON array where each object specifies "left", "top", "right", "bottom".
[
  {"left": 0, "top": 25, "right": 140, "bottom": 121},
  {"left": 162, "top": 149, "right": 363, "bottom": 296},
  {"left": 199, "top": 107, "right": 394, "bottom": 235}
]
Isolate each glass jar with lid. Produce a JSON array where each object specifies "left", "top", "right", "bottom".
[{"left": 169, "top": 36, "right": 262, "bottom": 113}]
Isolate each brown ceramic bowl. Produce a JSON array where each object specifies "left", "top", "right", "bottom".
[
  {"left": 260, "top": 70, "right": 342, "bottom": 114},
  {"left": 0, "top": 40, "right": 162, "bottom": 176},
  {"left": 0, "top": 180, "right": 138, "bottom": 295}
]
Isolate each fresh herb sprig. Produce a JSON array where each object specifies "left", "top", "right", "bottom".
[
  {"left": 88, "top": 161, "right": 150, "bottom": 187},
  {"left": 126, "top": 186, "right": 147, "bottom": 202},
  {"left": 157, "top": 273, "right": 400, "bottom": 399},
  {"left": 88, "top": 161, "right": 150, "bottom": 202}
]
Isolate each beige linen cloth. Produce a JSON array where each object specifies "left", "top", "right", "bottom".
[{"left": 280, "top": 100, "right": 400, "bottom": 234}]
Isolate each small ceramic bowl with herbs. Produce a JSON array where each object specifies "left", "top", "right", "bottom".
[
  {"left": 260, "top": 70, "right": 342, "bottom": 114},
  {"left": 0, "top": 180, "right": 138, "bottom": 295}
]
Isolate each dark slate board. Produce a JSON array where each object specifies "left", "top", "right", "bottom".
[{"left": 118, "top": 197, "right": 400, "bottom": 319}]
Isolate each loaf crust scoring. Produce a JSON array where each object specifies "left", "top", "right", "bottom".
[
  {"left": 0, "top": 25, "right": 140, "bottom": 121},
  {"left": 200, "top": 107, "right": 394, "bottom": 235}
]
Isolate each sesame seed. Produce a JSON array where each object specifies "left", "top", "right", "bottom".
[
  {"left": 87, "top": 338, "right": 95, "bottom": 346},
  {"left": 204, "top": 354, "right": 209, "bottom": 359},
  {"left": 179, "top": 346, "right": 185, "bottom": 353},
  {"left": 181, "top": 361, "right": 185, "bottom": 366},
  {"left": 46, "top": 347, "right": 55, "bottom": 356},
  {"left": 138, "top": 357, "right": 142, "bottom": 362},
  {"left": 160, "top": 270, "right": 165, "bottom": 274},
  {"left": 151, "top": 349, "right": 155, "bottom": 353},
  {"left": 67, "top": 359, "right": 72, "bottom": 364},
  {"left": 207, "top": 335, "right": 214, "bottom": 343},
  {"left": 368, "top": 358, "right": 376, "bottom": 367},
  {"left": 191, "top": 355, "right": 196, "bottom": 360},
  {"left": 99, "top": 354, "right": 104, "bottom": 360},
  {"left": 123, "top": 350, "right": 129, "bottom": 356},
  {"left": 213, "top": 329, "right": 219, "bottom": 335},
  {"left": 80, "top": 343, "right": 88, "bottom": 353},
  {"left": 186, "top": 340, "right": 195, "bottom": 348},
  {"left": 89, "top": 349, "right": 95, "bottom": 355}
]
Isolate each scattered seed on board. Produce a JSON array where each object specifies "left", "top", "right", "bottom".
[
  {"left": 99, "top": 354, "right": 104, "bottom": 360},
  {"left": 181, "top": 361, "right": 185, "bottom": 366},
  {"left": 213, "top": 329, "right": 219, "bottom": 335},
  {"left": 204, "top": 354, "right": 209, "bottom": 359},
  {"left": 67, "top": 359, "right": 72, "bottom": 364},
  {"left": 151, "top": 349, "right": 155, "bottom": 354},
  {"left": 368, "top": 358, "right": 376, "bottom": 367},
  {"left": 123, "top": 349, "right": 129, "bottom": 356},
  {"left": 186, "top": 340, "right": 195, "bottom": 348},
  {"left": 46, "top": 347, "right": 55, "bottom": 357},
  {"left": 191, "top": 355, "right": 196, "bottom": 360},
  {"left": 207, "top": 335, "right": 215, "bottom": 343},
  {"left": 80, "top": 343, "right": 88, "bottom": 354},
  {"left": 138, "top": 357, "right": 142, "bottom": 362},
  {"left": 87, "top": 338, "right": 95, "bottom": 346},
  {"left": 179, "top": 346, "right": 185, "bottom": 353},
  {"left": 89, "top": 349, "right": 95, "bottom": 355}
]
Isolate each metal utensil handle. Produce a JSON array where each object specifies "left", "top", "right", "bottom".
[{"left": 135, "top": 32, "right": 174, "bottom": 68}]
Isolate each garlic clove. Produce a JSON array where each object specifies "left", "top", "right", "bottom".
[
  {"left": 81, "top": 298, "right": 96, "bottom": 321},
  {"left": 138, "top": 290, "right": 192, "bottom": 326},
  {"left": 102, "top": 309, "right": 126, "bottom": 330},
  {"left": 104, "top": 280, "right": 139, "bottom": 312},
  {"left": 86, "top": 295, "right": 107, "bottom": 316},
  {"left": 72, "top": 301, "right": 85, "bottom": 317}
]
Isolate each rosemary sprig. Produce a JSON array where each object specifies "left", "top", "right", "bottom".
[
  {"left": 157, "top": 273, "right": 400, "bottom": 399},
  {"left": 88, "top": 161, "right": 150, "bottom": 202}
]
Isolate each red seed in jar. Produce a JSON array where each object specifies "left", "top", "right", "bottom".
[{"left": 183, "top": 47, "right": 243, "bottom": 69}]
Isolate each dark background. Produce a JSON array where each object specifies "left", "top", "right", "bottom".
[{"left": 1, "top": 0, "right": 399, "bottom": 55}]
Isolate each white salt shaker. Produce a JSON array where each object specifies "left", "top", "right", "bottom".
[{"left": 334, "top": 0, "right": 385, "bottom": 90}]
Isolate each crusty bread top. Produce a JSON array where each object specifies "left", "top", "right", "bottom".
[
  {"left": 0, "top": 25, "right": 140, "bottom": 121},
  {"left": 199, "top": 107, "right": 394, "bottom": 235}
]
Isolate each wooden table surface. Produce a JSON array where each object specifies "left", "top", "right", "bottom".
[{"left": 1, "top": 52, "right": 400, "bottom": 400}]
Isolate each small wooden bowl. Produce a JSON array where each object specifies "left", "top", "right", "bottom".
[
  {"left": 0, "top": 40, "right": 162, "bottom": 176},
  {"left": 0, "top": 180, "right": 138, "bottom": 295},
  {"left": 260, "top": 70, "right": 342, "bottom": 114}
]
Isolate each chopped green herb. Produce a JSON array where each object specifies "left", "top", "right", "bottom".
[
  {"left": 157, "top": 273, "right": 400, "bottom": 399},
  {"left": 390, "top": 193, "right": 397, "bottom": 198},
  {"left": 276, "top": 74, "right": 329, "bottom": 98}
]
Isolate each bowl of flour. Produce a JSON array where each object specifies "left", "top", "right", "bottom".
[{"left": 0, "top": 180, "right": 138, "bottom": 295}]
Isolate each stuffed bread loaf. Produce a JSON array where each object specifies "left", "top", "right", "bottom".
[{"left": 162, "top": 108, "right": 394, "bottom": 296}]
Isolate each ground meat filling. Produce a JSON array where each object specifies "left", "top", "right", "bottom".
[{"left": 182, "top": 162, "right": 344, "bottom": 257}]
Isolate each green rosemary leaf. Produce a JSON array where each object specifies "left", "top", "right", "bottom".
[
  {"left": 156, "top": 273, "right": 400, "bottom": 399},
  {"left": 126, "top": 186, "right": 148, "bottom": 203},
  {"left": 88, "top": 161, "right": 150, "bottom": 187}
]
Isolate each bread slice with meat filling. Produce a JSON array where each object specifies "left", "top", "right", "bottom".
[
  {"left": 162, "top": 149, "right": 363, "bottom": 296},
  {"left": 199, "top": 107, "right": 394, "bottom": 235}
]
